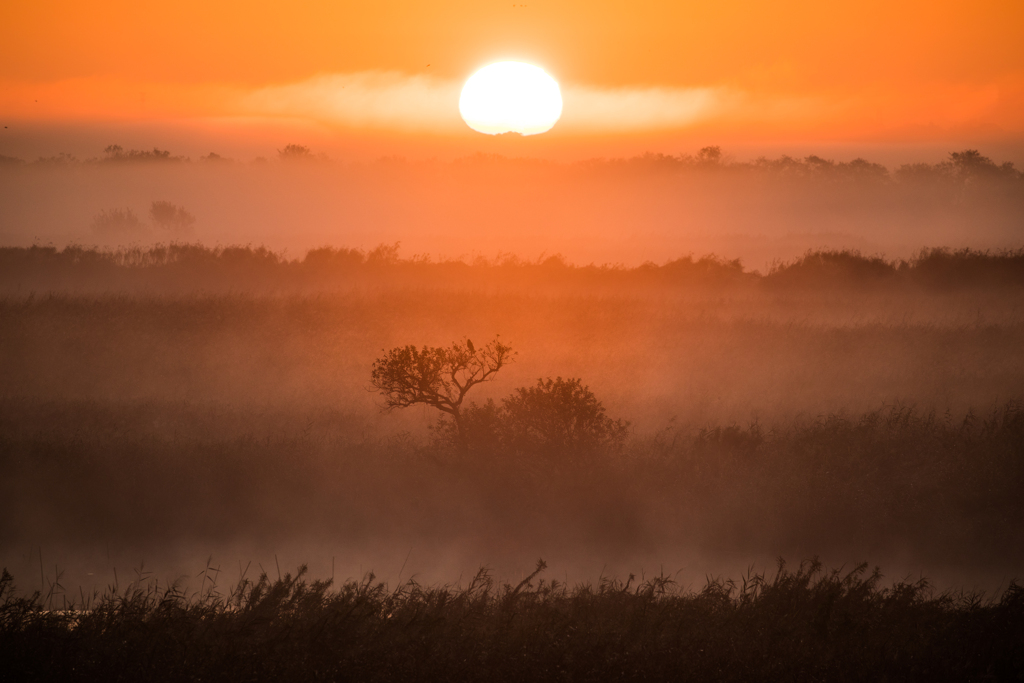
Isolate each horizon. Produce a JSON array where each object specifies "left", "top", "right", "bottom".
[{"left": 4, "top": 1, "right": 1024, "bottom": 165}]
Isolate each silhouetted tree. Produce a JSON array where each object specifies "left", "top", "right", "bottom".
[
  {"left": 501, "top": 377, "right": 629, "bottom": 457},
  {"left": 278, "top": 144, "right": 313, "bottom": 160},
  {"left": 371, "top": 337, "right": 515, "bottom": 453},
  {"left": 765, "top": 250, "right": 897, "bottom": 288},
  {"left": 150, "top": 201, "right": 196, "bottom": 234},
  {"left": 696, "top": 145, "right": 722, "bottom": 166},
  {"left": 433, "top": 377, "right": 630, "bottom": 459},
  {"left": 102, "top": 145, "right": 179, "bottom": 162},
  {"left": 433, "top": 398, "right": 506, "bottom": 456},
  {"left": 34, "top": 153, "right": 77, "bottom": 165},
  {"left": 367, "top": 242, "right": 401, "bottom": 265},
  {"left": 948, "top": 149, "right": 999, "bottom": 181},
  {"left": 91, "top": 207, "right": 144, "bottom": 235},
  {"left": 303, "top": 246, "right": 366, "bottom": 270}
]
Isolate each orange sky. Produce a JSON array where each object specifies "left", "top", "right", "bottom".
[{"left": 2, "top": 0, "right": 1023, "bottom": 155}]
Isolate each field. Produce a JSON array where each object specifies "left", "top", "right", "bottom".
[{"left": 1, "top": 245, "right": 1023, "bottom": 678}]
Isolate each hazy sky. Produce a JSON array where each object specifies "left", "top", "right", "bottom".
[{"left": 2, "top": 1, "right": 1023, "bottom": 160}]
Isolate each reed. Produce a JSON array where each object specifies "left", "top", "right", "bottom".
[{"left": 2, "top": 559, "right": 1021, "bottom": 681}]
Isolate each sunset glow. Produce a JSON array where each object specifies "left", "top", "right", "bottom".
[
  {"left": 0, "top": 0, "right": 1021, "bottom": 158},
  {"left": 459, "top": 62, "right": 562, "bottom": 135}
]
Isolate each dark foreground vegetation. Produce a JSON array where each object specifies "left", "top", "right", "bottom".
[{"left": 3, "top": 559, "right": 1022, "bottom": 682}]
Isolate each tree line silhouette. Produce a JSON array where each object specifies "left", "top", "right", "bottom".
[
  {"left": 2, "top": 145, "right": 1020, "bottom": 183},
  {"left": 3, "top": 244, "right": 1023, "bottom": 293}
]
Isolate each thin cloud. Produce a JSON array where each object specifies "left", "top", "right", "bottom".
[
  {"left": 242, "top": 72, "right": 464, "bottom": 132},
  {"left": 3, "top": 72, "right": 1017, "bottom": 141},
  {"left": 558, "top": 85, "right": 729, "bottom": 132},
  {"left": 242, "top": 72, "right": 732, "bottom": 134}
]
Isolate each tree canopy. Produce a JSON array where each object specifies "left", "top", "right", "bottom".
[
  {"left": 434, "top": 377, "right": 631, "bottom": 460},
  {"left": 501, "top": 377, "right": 630, "bottom": 456},
  {"left": 370, "top": 337, "right": 515, "bottom": 450}
]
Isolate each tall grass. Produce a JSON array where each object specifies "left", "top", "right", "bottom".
[{"left": 2, "top": 559, "right": 1021, "bottom": 681}]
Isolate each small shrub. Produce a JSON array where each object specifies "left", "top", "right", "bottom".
[
  {"left": 278, "top": 144, "right": 313, "bottom": 160},
  {"left": 149, "top": 201, "right": 196, "bottom": 234},
  {"left": 91, "top": 207, "right": 144, "bottom": 236},
  {"left": 435, "top": 377, "right": 630, "bottom": 460},
  {"left": 501, "top": 377, "right": 630, "bottom": 457}
]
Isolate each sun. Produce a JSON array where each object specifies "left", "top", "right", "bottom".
[{"left": 459, "top": 62, "right": 563, "bottom": 136}]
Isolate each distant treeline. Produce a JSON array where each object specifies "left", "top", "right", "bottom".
[
  {"left": 2, "top": 243, "right": 1023, "bottom": 293},
  {"left": 614, "top": 147, "right": 1023, "bottom": 183},
  {"left": 1, "top": 145, "right": 1021, "bottom": 184}
]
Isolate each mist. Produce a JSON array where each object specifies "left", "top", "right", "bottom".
[
  {"left": 2, "top": 236, "right": 1023, "bottom": 600},
  {"left": 2, "top": 145, "right": 1022, "bottom": 270},
  {"left": 1, "top": 143, "right": 1023, "bottom": 601}
]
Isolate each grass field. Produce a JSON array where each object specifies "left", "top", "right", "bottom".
[{"left": 1, "top": 245, "right": 1022, "bottom": 676}]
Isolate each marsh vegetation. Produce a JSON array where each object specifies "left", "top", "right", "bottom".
[
  {"left": 1, "top": 243, "right": 1022, "bottom": 676},
  {"left": 3, "top": 559, "right": 1022, "bottom": 682}
]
